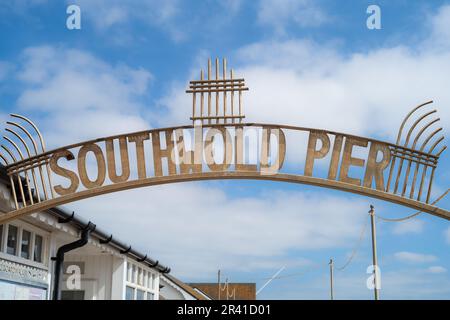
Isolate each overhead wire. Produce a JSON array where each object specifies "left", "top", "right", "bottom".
[
  {"left": 335, "top": 215, "right": 369, "bottom": 271},
  {"left": 375, "top": 189, "right": 449, "bottom": 222},
  {"left": 228, "top": 189, "right": 449, "bottom": 291}
]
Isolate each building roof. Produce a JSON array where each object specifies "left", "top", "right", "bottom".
[
  {"left": 189, "top": 283, "right": 256, "bottom": 300},
  {"left": 0, "top": 165, "right": 172, "bottom": 270},
  {"left": 163, "top": 274, "right": 209, "bottom": 300},
  {"left": 0, "top": 167, "right": 204, "bottom": 300}
]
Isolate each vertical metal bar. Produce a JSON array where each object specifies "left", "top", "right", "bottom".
[
  {"left": 225, "top": 279, "right": 229, "bottom": 300},
  {"left": 417, "top": 166, "right": 427, "bottom": 201},
  {"left": 7, "top": 121, "right": 49, "bottom": 200},
  {"left": 208, "top": 59, "right": 211, "bottom": 124},
  {"left": 3, "top": 139, "right": 34, "bottom": 205},
  {"left": 215, "top": 58, "right": 219, "bottom": 124},
  {"left": 421, "top": 137, "right": 443, "bottom": 203},
  {"left": 218, "top": 270, "right": 221, "bottom": 300},
  {"left": 192, "top": 83, "right": 196, "bottom": 123},
  {"left": 1, "top": 153, "right": 19, "bottom": 209},
  {"left": 6, "top": 128, "right": 41, "bottom": 202},
  {"left": 200, "top": 70, "right": 204, "bottom": 122},
  {"left": 329, "top": 259, "right": 334, "bottom": 300},
  {"left": 426, "top": 167, "right": 436, "bottom": 203},
  {"left": 10, "top": 113, "right": 55, "bottom": 199},
  {"left": 239, "top": 81, "right": 242, "bottom": 124},
  {"left": 401, "top": 158, "right": 413, "bottom": 197},
  {"left": 23, "top": 171, "right": 33, "bottom": 205},
  {"left": 2, "top": 146, "right": 27, "bottom": 207},
  {"left": 30, "top": 168, "right": 40, "bottom": 202},
  {"left": 230, "top": 69, "right": 234, "bottom": 124},
  {"left": 409, "top": 162, "right": 420, "bottom": 199},
  {"left": 9, "top": 176, "right": 19, "bottom": 209},
  {"left": 393, "top": 157, "right": 404, "bottom": 194},
  {"left": 407, "top": 118, "right": 441, "bottom": 198},
  {"left": 16, "top": 173, "right": 26, "bottom": 207},
  {"left": 36, "top": 163, "right": 47, "bottom": 200},
  {"left": 369, "top": 205, "right": 379, "bottom": 300},
  {"left": 395, "top": 110, "right": 437, "bottom": 194},
  {"left": 223, "top": 58, "right": 227, "bottom": 124}
]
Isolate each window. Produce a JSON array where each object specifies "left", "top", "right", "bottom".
[
  {"left": 7, "top": 225, "right": 18, "bottom": 255},
  {"left": 136, "top": 289, "right": 145, "bottom": 300},
  {"left": 1, "top": 224, "right": 46, "bottom": 263},
  {"left": 148, "top": 273, "right": 153, "bottom": 289},
  {"left": 144, "top": 271, "right": 148, "bottom": 288},
  {"left": 132, "top": 265, "right": 136, "bottom": 283},
  {"left": 33, "top": 235, "right": 43, "bottom": 263},
  {"left": 151, "top": 274, "right": 155, "bottom": 290},
  {"left": 127, "top": 262, "right": 132, "bottom": 282},
  {"left": 125, "top": 261, "right": 158, "bottom": 300},
  {"left": 21, "top": 230, "right": 31, "bottom": 259},
  {"left": 125, "top": 286, "right": 135, "bottom": 300},
  {"left": 138, "top": 268, "right": 143, "bottom": 286}
]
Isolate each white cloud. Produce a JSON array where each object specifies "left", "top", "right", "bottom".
[
  {"left": 162, "top": 16, "right": 450, "bottom": 145},
  {"left": 427, "top": 266, "right": 447, "bottom": 274},
  {"left": 257, "top": 0, "right": 328, "bottom": 34},
  {"left": 428, "top": 5, "right": 450, "bottom": 50},
  {"left": 261, "top": 266, "right": 450, "bottom": 299},
  {"left": 236, "top": 43, "right": 450, "bottom": 140},
  {"left": 394, "top": 251, "right": 437, "bottom": 264},
  {"left": 392, "top": 219, "right": 425, "bottom": 235},
  {"left": 15, "top": 46, "right": 151, "bottom": 147},
  {"left": 375, "top": 269, "right": 450, "bottom": 299},
  {"left": 223, "top": 0, "right": 243, "bottom": 14},
  {"left": 70, "top": 0, "right": 183, "bottom": 42},
  {"left": 445, "top": 226, "right": 450, "bottom": 244},
  {"left": 72, "top": 186, "right": 368, "bottom": 279}
]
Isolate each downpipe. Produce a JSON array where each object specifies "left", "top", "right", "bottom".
[{"left": 51, "top": 222, "right": 96, "bottom": 300}]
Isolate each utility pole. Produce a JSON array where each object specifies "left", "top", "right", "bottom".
[
  {"left": 369, "top": 205, "right": 380, "bottom": 300},
  {"left": 218, "top": 269, "right": 221, "bottom": 300},
  {"left": 329, "top": 258, "right": 334, "bottom": 300}
]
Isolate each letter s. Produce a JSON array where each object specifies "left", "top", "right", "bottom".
[{"left": 50, "top": 150, "right": 79, "bottom": 195}]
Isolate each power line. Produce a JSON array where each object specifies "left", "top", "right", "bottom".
[
  {"left": 375, "top": 188, "right": 449, "bottom": 222},
  {"left": 335, "top": 215, "right": 369, "bottom": 271},
  {"left": 235, "top": 190, "right": 449, "bottom": 291},
  {"left": 262, "top": 264, "right": 327, "bottom": 280}
]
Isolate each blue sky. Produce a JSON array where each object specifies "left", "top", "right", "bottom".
[{"left": 0, "top": 0, "right": 449, "bottom": 299}]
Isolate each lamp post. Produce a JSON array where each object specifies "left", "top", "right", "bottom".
[
  {"left": 369, "top": 205, "right": 380, "bottom": 300},
  {"left": 329, "top": 258, "right": 334, "bottom": 300}
]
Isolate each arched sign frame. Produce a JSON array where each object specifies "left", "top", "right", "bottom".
[
  {"left": 0, "top": 121, "right": 449, "bottom": 223},
  {"left": 0, "top": 58, "right": 448, "bottom": 223}
]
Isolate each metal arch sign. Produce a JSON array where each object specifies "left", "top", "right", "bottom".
[{"left": 0, "top": 58, "right": 448, "bottom": 224}]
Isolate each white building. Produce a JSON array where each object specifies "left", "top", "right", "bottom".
[{"left": 0, "top": 165, "right": 204, "bottom": 300}]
